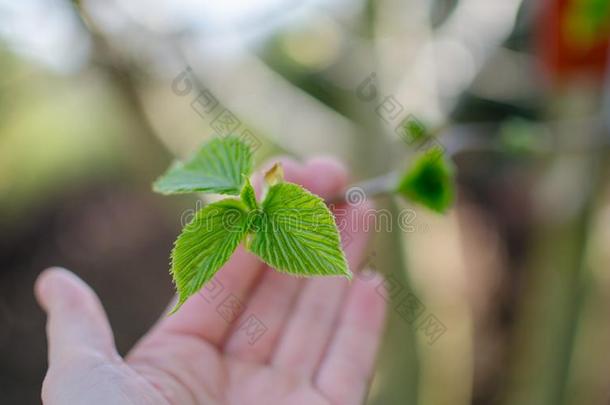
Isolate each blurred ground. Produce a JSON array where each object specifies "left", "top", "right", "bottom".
[{"left": 0, "top": 183, "right": 180, "bottom": 403}]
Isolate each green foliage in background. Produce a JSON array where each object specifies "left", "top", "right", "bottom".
[{"left": 566, "top": 0, "right": 610, "bottom": 45}]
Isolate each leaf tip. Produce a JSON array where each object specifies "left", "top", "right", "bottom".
[
  {"left": 167, "top": 297, "right": 186, "bottom": 316},
  {"left": 151, "top": 181, "right": 167, "bottom": 195}
]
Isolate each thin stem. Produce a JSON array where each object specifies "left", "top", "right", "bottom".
[
  {"left": 328, "top": 114, "right": 610, "bottom": 205},
  {"left": 326, "top": 170, "right": 399, "bottom": 205}
]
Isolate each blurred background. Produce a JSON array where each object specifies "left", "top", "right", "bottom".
[{"left": 1, "top": 0, "right": 610, "bottom": 404}]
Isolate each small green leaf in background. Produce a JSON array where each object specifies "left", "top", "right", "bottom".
[
  {"left": 248, "top": 182, "right": 350, "bottom": 279},
  {"left": 396, "top": 147, "right": 455, "bottom": 213},
  {"left": 499, "top": 117, "right": 549, "bottom": 157},
  {"left": 153, "top": 136, "right": 253, "bottom": 195},
  {"left": 397, "top": 115, "right": 429, "bottom": 146},
  {"left": 170, "top": 199, "right": 250, "bottom": 313}
]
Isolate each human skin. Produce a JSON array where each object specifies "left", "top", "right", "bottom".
[{"left": 35, "top": 157, "right": 387, "bottom": 405}]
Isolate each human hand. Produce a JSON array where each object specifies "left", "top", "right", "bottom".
[{"left": 35, "top": 157, "right": 387, "bottom": 405}]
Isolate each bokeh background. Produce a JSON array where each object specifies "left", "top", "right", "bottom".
[{"left": 2, "top": 0, "right": 610, "bottom": 404}]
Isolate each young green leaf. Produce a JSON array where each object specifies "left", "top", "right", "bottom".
[
  {"left": 240, "top": 176, "right": 258, "bottom": 211},
  {"left": 264, "top": 162, "right": 284, "bottom": 187},
  {"left": 396, "top": 148, "right": 455, "bottom": 213},
  {"left": 170, "top": 199, "right": 250, "bottom": 313},
  {"left": 153, "top": 136, "right": 253, "bottom": 196},
  {"left": 248, "top": 182, "right": 350, "bottom": 278}
]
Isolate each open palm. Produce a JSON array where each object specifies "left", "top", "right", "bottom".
[{"left": 36, "top": 158, "right": 386, "bottom": 405}]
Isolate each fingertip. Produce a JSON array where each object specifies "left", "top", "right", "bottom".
[
  {"left": 303, "top": 156, "right": 348, "bottom": 199},
  {"left": 305, "top": 156, "right": 348, "bottom": 181},
  {"left": 35, "top": 267, "right": 96, "bottom": 314},
  {"left": 34, "top": 267, "right": 70, "bottom": 310},
  {"left": 37, "top": 267, "right": 118, "bottom": 363}
]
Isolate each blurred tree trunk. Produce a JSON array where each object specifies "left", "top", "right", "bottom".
[{"left": 502, "top": 89, "right": 606, "bottom": 405}]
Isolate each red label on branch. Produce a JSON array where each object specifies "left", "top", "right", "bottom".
[{"left": 537, "top": 0, "right": 610, "bottom": 83}]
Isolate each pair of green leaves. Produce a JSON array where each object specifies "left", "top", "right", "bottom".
[{"left": 154, "top": 137, "right": 349, "bottom": 313}]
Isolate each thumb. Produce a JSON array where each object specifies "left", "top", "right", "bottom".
[{"left": 35, "top": 267, "right": 118, "bottom": 365}]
